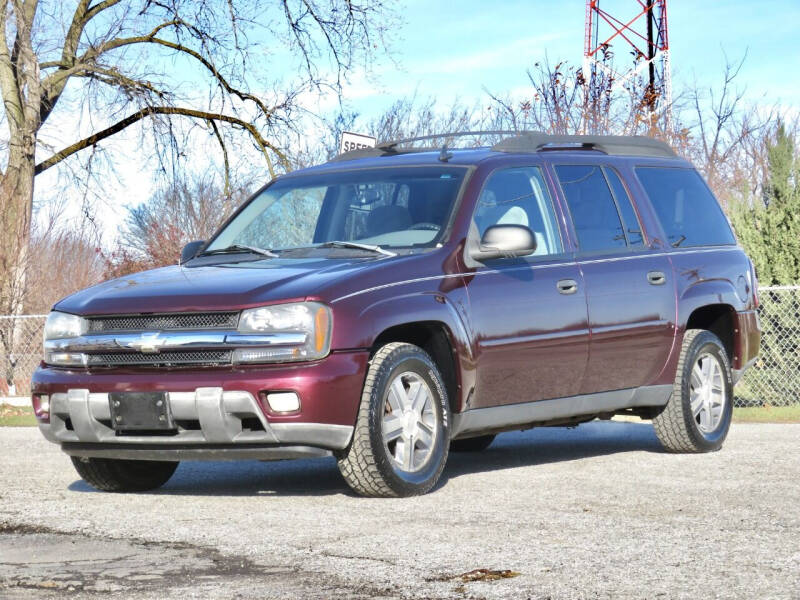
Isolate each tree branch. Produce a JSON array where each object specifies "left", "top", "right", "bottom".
[
  {"left": 34, "top": 105, "right": 285, "bottom": 178},
  {"left": 38, "top": 0, "right": 121, "bottom": 124},
  {"left": 209, "top": 119, "right": 231, "bottom": 197}
]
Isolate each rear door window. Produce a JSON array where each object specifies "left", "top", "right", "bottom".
[
  {"left": 635, "top": 167, "right": 735, "bottom": 247},
  {"left": 554, "top": 165, "right": 627, "bottom": 252}
]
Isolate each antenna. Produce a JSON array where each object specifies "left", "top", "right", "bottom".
[{"left": 583, "top": 0, "right": 672, "bottom": 129}]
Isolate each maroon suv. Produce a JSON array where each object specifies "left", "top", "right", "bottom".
[{"left": 31, "top": 133, "right": 761, "bottom": 497}]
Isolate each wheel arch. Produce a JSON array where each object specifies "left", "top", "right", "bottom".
[
  {"left": 678, "top": 279, "right": 745, "bottom": 365},
  {"left": 685, "top": 304, "right": 736, "bottom": 364},
  {"left": 371, "top": 320, "right": 462, "bottom": 416}
]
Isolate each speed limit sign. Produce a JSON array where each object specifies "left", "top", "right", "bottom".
[{"left": 340, "top": 131, "right": 377, "bottom": 154}]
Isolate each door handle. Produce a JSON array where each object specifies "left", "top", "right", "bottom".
[
  {"left": 557, "top": 279, "right": 578, "bottom": 295},
  {"left": 647, "top": 271, "right": 666, "bottom": 285}
]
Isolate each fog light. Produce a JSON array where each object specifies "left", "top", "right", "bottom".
[
  {"left": 265, "top": 392, "right": 300, "bottom": 413},
  {"left": 32, "top": 394, "right": 50, "bottom": 423}
]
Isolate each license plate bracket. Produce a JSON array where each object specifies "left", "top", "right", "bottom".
[{"left": 108, "top": 392, "right": 174, "bottom": 431}]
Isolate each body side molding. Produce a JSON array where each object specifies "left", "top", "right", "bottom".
[{"left": 451, "top": 385, "right": 672, "bottom": 438}]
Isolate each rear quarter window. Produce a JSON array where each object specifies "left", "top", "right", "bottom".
[{"left": 635, "top": 167, "right": 735, "bottom": 247}]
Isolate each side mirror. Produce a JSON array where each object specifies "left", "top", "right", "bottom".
[
  {"left": 180, "top": 240, "right": 205, "bottom": 265},
  {"left": 469, "top": 224, "right": 537, "bottom": 262}
]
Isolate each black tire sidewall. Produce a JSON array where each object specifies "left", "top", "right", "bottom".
[
  {"left": 679, "top": 332, "right": 733, "bottom": 450},
  {"left": 367, "top": 348, "right": 450, "bottom": 495}
]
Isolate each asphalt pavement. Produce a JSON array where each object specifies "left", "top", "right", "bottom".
[{"left": 0, "top": 421, "right": 797, "bottom": 599}]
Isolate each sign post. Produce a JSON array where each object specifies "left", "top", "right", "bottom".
[{"left": 339, "top": 131, "right": 377, "bottom": 154}]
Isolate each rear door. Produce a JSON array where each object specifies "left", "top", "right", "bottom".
[
  {"left": 463, "top": 165, "right": 590, "bottom": 408},
  {"left": 551, "top": 162, "right": 676, "bottom": 393}
]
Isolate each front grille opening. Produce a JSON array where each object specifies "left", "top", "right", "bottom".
[
  {"left": 87, "top": 351, "right": 232, "bottom": 368},
  {"left": 115, "top": 429, "right": 178, "bottom": 437},
  {"left": 87, "top": 312, "right": 239, "bottom": 332},
  {"left": 175, "top": 419, "right": 202, "bottom": 431},
  {"left": 64, "top": 417, "right": 73, "bottom": 431},
  {"left": 241, "top": 417, "right": 265, "bottom": 432}
]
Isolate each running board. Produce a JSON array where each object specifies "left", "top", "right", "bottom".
[{"left": 451, "top": 385, "right": 672, "bottom": 439}]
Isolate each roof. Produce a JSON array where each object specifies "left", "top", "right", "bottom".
[{"left": 328, "top": 131, "right": 677, "bottom": 165}]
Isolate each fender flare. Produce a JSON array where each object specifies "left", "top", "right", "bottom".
[
  {"left": 336, "top": 291, "right": 474, "bottom": 412},
  {"left": 678, "top": 279, "right": 743, "bottom": 327}
]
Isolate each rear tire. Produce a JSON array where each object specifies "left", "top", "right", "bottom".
[
  {"left": 71, "top": 457, "right": 178, "bottom": 492},
  {"left": 337, "top": 342, "right": 451, "bottom": 497},
  {"left": 450, "top": 434, "right": 496, "bottom": 452},
  {"left": 653, "top": 329, "right": 733, "bottom": 453}
]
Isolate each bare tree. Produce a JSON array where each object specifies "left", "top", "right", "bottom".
[
  {"left": 0, "top": 0, "right": 394, "bottom": 316},
  {"left": 106, "top": 172, "right": 251, "bottom": 276},
  {"left": 485, "top": 52, "right": 682, "bottom": 141},
  {"left": 1, "top": 200, "right": 104, "bottom": 393},
  {"left": 684, "top": 56, "right": 775, "bottom": 207}
]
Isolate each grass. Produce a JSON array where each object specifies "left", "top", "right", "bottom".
[
  {"left": 733, "top": 405, "right": 800, "bottom": 424},
  {"left": 0, "top": 403, "right": 37, "bottom": 427}
]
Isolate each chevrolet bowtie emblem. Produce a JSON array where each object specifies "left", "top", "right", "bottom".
[{"left": 127, "top": 332, "right": 167, "bottom": 354}]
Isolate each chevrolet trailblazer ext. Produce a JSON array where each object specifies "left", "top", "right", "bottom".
[{"left": 32, "top": 133, "right": 761, "bottom": 497}]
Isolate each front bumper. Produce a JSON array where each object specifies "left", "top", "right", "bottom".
[{"left": 32, "top": 350, "right": 369, "bottom": 460}]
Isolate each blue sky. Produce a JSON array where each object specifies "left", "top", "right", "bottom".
[
  {"left": 340, "top": 0, "right": 800, "bottom": 119},
  {"left": 37, "top": 0, "right": 800, "bottom": 240}
]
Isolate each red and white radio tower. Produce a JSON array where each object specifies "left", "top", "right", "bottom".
[{"left": 583, "top": 0, "right": 672, "bottom": 127}]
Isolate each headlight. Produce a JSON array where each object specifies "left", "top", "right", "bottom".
[
  {"left": 235, "top": 302, "right": 332, "bottom": 363},
  {"left": 44, "top": 311, "right": 87, "bottom": 340}
]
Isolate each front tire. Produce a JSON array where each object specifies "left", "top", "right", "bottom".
[
  {"left": 653, "top": 329, "right": 733, "bottom": 453},
  {"left": 71, "top": 457, "right": 178, "bottom": 492},
  {"left": 337, "top": 342, "right": 451, "bottom": 497}
]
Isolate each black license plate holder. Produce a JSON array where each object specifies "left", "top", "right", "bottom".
[{"left": 108, "top": 392, "right": 174, "bottom": 431}]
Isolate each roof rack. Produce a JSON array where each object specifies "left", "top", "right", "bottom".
[
  {"left": 329, "top": 130, "right": 519, "bottom": 162},
  {"left": 330, "top": 130, "right": 676, "bottom": 162},
  {"left": 491, "top": 133, "right": 677, "bottom": 158}
]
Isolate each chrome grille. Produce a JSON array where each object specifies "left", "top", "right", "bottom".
[
  {"left": 87, "top": 313, "right": 238, "bottom": 332},
  {"left": 87, "top": 351, "right": 232, "bottom": 367}
]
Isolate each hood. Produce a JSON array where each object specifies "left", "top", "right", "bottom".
[{"left": 54, "top": 257, "right": 382, "bottom": 315}]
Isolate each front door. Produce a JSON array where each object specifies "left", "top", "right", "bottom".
[{"left": 463, "top": 165, "right": 590, "bottom": 409}]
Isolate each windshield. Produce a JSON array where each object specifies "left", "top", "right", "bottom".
[{"left": 206, "top": 166, "right": 467, "bottom": 253}]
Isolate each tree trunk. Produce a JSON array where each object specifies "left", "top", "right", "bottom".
[{"left": 0, "top": 138, "right": 36, "bottom": 317}]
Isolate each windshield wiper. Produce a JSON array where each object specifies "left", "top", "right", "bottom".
[
  {"left": 200, "top": 244, "right": 279, "bottom": 258},
  {"left": 317, "top": 241, "right": 396, "bottom": 257}
]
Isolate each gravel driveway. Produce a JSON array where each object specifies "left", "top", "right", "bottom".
[{"left": 1, "top": 421, "right": 798, "bottom": 599}]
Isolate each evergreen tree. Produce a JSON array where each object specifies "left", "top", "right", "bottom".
[{"left": 731, "top": 122, "right": 800, "bottom": 285}]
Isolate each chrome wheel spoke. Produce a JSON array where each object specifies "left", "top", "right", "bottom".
[
  {"left": 691, "top": 363, "right": 704, "bottom": 389},
  {"left": 690, "top": 391, "right": 704, "bottom": 417},
  {"left": 382, "top": 415, "right": 404, "bottom": 442},
  {"left": 698, "top": 404, "right": 711, "bottom": 430},
  {"left": 388, "top": 379, "right": 407, "bottom": 413},
  {"left": 416, "top": 422, "right": 434, "bottom": 449},
  {"left": 408, "top": 381, "right": 427, "bottom": 413},
  {"left": 401, "top": 437, "right": 414, "bottom": 470}
]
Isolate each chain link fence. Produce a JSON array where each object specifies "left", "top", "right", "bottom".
[
  {"left": 1, "top": 287, "right": 798, "bottom": 405},
  {"left": 735, "top": 286, "right": 800, "bottom": 407},
  {"left": 0, "top": 314, "right": 46, "bottom": 397}
]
